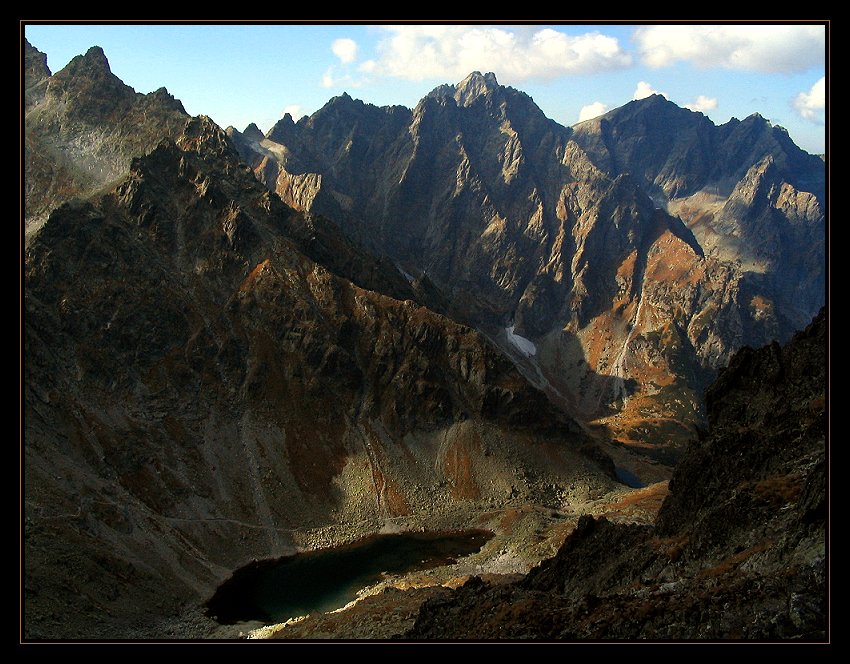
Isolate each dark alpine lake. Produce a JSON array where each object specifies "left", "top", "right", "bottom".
[{"left": 206, "top": 529, "right": 493, "bottom": 624}]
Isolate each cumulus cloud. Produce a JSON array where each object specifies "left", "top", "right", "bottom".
[
  {"left": 634, "top": 24, "right": 825, "bottom": 73},
  {"left": 283, "top": 104, "right": 303, "bottom": 119},
  {"left": 320, "top": 66, "right": 364, "bottom": 91},
  {"left": 685, "top": 95, "right": 718, "bottom": 113},
  {"left": 794, "top": 76, "right": 825, "bottom": 123},
  {"left": 633, "top": 81, "right": 667, "bottom": 100},
  {"left": 363, "top": 25, "right": 631, "bottom": 82},
  {"left": 578, "top": 101, "right": 608, "bottom": 122},
  {"left": 332, "top": 38, "right": 358, "bottom": 64}
]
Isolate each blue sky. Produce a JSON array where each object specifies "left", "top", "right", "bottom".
[{"left": 23, "top": 22, "right": 827, "bottom": 154}]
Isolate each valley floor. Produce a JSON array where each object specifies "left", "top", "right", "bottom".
[{"left": 134, "top": 478, "right": 668, "bottom": 640}]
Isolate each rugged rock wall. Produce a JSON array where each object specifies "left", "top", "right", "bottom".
[
  {"left": 231, "top": 72, "right": 825, "bottom": 450},
  {"left": 24, "top": 116, "right": 614, "bottom": 639},
  {"left": 572, "top": 95, "right": 825, "bottom": 334},
  {"left": 24, "top": 40, "right": 189, "bottom": 238},
  {"left": 405, "top": 310, "right": 827, "bottom": 640}
]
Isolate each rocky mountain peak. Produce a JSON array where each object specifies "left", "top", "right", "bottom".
[
  {"left": 266, "top": 112, "right": 297, "bottom": 143},
  {"left": 425, "top": 71, "right": 503, "bottom": 108},
  {"left": 24, "top": 43, "right": 189, "bottom": 238},
  {"left": 44, "top": 43, "right": 135, "bottom": 116},
  {"left": 242, "top": 122, "right": 265, "bottom": 142},
  {"left": 173, "top": 115, "right": 247, "bottom": 169},
  {"left": 24, "top": 38, "right": 51, "bottom": 84},
  {"left": 639, "top": 92, "right": 669, "bottom": 106},
  {"left": 148, "top": 86, "right": 187, "bottom": 113},
  {"left": 454, "top": 71, "right": 500, "bottom": 106},
  {"left": 63, "top": 45, "right": 114, "bottom": 78}
]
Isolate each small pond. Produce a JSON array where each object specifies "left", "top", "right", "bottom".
[
  {"left": 615, "top": 466, "right": 645, "bottom": 488},
  {"left": 206, "top": 529, "right": 493, "bottom": 624}
]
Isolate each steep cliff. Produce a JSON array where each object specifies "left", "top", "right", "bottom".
[
  {"left": 406, "top": 310, "right": 827, "bottom": 640},
  {"left": 24, "top": 116, "right": 615, "bottom": 639},
  {"left": 24, "top": 39, "right": 189, "bottom": 239},
  {"left": 231, "top": 73, "right": 825, "bottom": 451}
]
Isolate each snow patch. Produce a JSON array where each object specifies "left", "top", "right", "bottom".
[{"left": 506, "top": 326, "right": 537, "bottom": 357}]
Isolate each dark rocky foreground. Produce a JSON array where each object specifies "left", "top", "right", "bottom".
[
  {"left": 405, "top": 310, "right": 827, "bottom": 641},
  {"left": 23, "top": 115, "right": 615, "bottom": 641}
]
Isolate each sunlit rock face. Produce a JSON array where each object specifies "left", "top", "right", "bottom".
[
  {"left": 24, "top": 39, "right": 189, "bottom": 239},
  {"left": 232, "top": 73, "right": 824, "bottom": 451}
]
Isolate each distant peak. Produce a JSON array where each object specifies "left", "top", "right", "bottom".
[
  {"left": 56, "top": 44, "right": 116, "bottom": 81},
  {"left": 635, "top": 93, "right": 670, "bottom": 107},
  {"left": 177, "top": 115, "right": 234, "bottom": 158},
  {"left": 454, "top": 71, "right": 500, "bottom": 106},
  {"left": 267, "top": 113, "right": 297, "bottom": 143},
  {"left": 81, "top": 45, "right": 111, "bottom": 71},
  {"left": 242, "top": 122, "right": 265, "bottom": 142},
  {"left": 460, "top": 71, "right": 499, "bottom": 88},
  {"left": 24, "top": 38, "right": 51, "bottom": 82},
  {"left": 84, "top": 45, "right": 107, "bottom": 59},
  {"left": 743, "top": 112, "right": 769, "bottom": 125}
]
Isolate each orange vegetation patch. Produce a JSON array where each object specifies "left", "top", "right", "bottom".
[
  {"left": 441, "top": 423, "right": 482, "bottom": 500},
  {"left": 739, "top": 473, "right": 804, "bottom": 506},
  {"left": 498, "top": 508, "right": 523, "bottom": 532},
  {"left": 696, "top": 540, "right": 774, "bottom": 579},
  {"left": 651, "top": 533, "right": 690, "bottom": 562},
  {"left": 645, "top": 231, "right": 705, "bottom": 286},
  {"left": 616, "top": 250, "right": 638, "bottom": 282},
  {"left": 360, "top": 423, "right": 412, "bottom": 517},
  {"left": 600, "top": 481, "right": 669, "bottom": 523},
  {"left": 371, "top": 462, "right": 412, "bottom": 517},
  {"left": 808, "top": 395, "right": 826, "bottom": 414},
  {"left": 608, "top": 481, "right": 669, "bottom": 510},
  {"left": 579, "top": 313, "right": 622, "bottom": 369},
  {"left": 749, "top": 294, "right": 772, "bottom": 314},
  {"left": 239, "top": 258, "right": 270, "bottom": 294}
]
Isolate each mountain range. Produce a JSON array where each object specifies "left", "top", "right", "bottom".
[
  {"left": 228, "top": 70, "right": 824, "bottom": 452},
  {"left": 22, "top": 39, "right": 826, "bottom": 641}
]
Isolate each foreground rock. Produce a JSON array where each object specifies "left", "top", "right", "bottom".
[
  {"left": 405, "top": 310, "right": 826, "bottom": 640},
  {"left": 24, "top": 115, "right": 619, "bottom": 640}
]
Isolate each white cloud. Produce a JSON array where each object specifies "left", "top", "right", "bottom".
[
  {"left": 283, "top": 104, "right": 303, "bottom": 119},
  {"left": 794, "top": 76, "right": 825, "bottom": 123},
  {"left": 635, "top": 24, "right": 825, "bottom": 73},
  {"left": 685, "top": 95, "right": 718, "bottom": 113},
  {"left": 320, "top": 67, "right": 364, "bottom": 91},
  {"left": 366, "top": 25, "right": 631, "bottom": 83},
  {"left": 578, "top": 101, "right": 608, "bottom": 122},
  {"left": 332, "top": 38, "right": 359, "bottom": 64},
  {"left": 633, "top": 81, "right": 667, "bottom": 100}
]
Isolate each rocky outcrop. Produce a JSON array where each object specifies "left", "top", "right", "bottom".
[
  {"left": 405, "top": 310, "right": 827, "bottom": 640},
  {"left": 24, "top": 39, "right": 189, "bottom": 238},
  {"left": 572, "top": 96, "right": 825, "bottom": 335},
  {"left": 572, "top": 95, "right": 824, "bottom": 200},
  {"left": 24, "top": 115, "right": 615, "bottom": 640}
]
